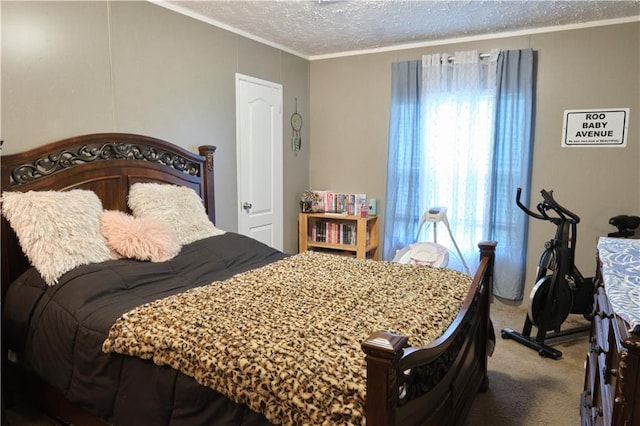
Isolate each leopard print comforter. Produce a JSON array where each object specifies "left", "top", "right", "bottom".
[{"left": 102, "top": 251, "right": 472, "bottom": 425}]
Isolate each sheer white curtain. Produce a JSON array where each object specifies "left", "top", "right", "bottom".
[{"left": 420, "top": 50, "right": 500, "bottom": 273}]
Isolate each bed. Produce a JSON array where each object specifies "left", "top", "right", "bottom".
[{"left": 1, "top": 133, "right": 496, "bottom": 426}]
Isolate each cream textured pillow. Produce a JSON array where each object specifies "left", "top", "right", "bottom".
[
  {"left": 1, "top": 190, "right": 114, "bottom": 286},
  {"left": 101, "top": 210, "right": 181, "bottom": 262},
  {"left": 128, "top": 183, "right": 224, "bottom": 245}
]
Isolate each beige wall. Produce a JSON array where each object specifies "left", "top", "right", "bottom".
[
  {"left": 1, "top": 1, "right": 310, "bottom": 254},
  {"left": 310, "top": 22, "right": 640, "bottom": 299}
]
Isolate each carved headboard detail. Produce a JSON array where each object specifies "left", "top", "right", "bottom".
[{"left": 8, "top": 142, "right": 203, "bottom": 186}]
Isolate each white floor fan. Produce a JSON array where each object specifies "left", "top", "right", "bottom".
[{"left": 393, "top": 206, "right": 470, "bottom": 275}]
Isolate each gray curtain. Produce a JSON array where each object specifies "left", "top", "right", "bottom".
[
  {"left": 382, "top": 60, "right": 424, "bottom": 261},
  {"left": 490, "top": 49, "right": 535, "bottom": 300}
]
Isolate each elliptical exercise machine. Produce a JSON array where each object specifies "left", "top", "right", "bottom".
[{"left": 501, "top": 188, "right": 594, "bottom": 359}]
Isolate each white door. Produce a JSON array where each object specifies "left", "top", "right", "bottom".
[{"left": 236, "top": 74, "right": 283, "bottom": 251}]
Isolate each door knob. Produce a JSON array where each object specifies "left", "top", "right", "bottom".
[{"left": 242, "top": 202, "right": 252, "bottom": 211}]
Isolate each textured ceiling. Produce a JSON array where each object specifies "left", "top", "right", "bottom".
[{"left": 159, "top": 1, "right": 640, "bottom": 58}]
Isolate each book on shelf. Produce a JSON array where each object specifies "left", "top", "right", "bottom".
[
  {"left": 310, "top": 221, "right": 357, "bottom": 245},
  {"left": 311, "top": 190, "right": 368, "bottom": 216}
]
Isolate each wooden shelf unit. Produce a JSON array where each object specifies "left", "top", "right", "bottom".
[{"left": 298, "top": 213, "right": 379, "bottom": 260}]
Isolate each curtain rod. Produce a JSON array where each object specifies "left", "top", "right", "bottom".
[{"left": 446, "top": 52, "right": 491, "bottom": 62}]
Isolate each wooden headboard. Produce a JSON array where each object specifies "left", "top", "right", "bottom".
[{"left": 1, "top": 133, "right": 216, "bottom": 298}]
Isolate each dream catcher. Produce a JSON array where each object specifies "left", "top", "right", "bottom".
[{"left": 291, "top": 98, "right": 303, "bottom": 155}]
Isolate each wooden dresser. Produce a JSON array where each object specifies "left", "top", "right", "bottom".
[{"left": 581, "top": 238, "right": 640, "bottom": 426}]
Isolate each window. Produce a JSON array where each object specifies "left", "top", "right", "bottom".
[{"left": 384, "top": 49, "right": 534, "bottom": 300}]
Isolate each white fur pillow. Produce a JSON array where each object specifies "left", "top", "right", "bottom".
[
  {"left": 127, "top": 183, "right": 224, "bottom": 245},
  {"left": 1, "top": 190, "right": 114, "bottom": 286},
  {"left": 101, "top": 210, "right": 181, "bottom": 262}
]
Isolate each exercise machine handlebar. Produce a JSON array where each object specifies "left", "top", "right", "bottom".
[
  {"left": 516, "top": 188, "right": 580, "bottom": 224},
  {"left": 540, "top": 189, "right": 580, "bottom": 223}
]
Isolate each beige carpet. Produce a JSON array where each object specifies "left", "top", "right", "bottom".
[{"left": 465, "top": 299, "right": 590, "bottom": 426}]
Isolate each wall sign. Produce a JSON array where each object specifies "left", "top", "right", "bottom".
[{"left": 562, "top": 108, "right": 629, "bottom": 147}]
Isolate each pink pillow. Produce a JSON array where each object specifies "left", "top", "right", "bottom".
[{"left": 101, "top": 210, "right": 181, "bottom": 262}]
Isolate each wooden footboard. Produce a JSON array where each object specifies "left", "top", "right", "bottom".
[{"left": 362, "top": 241, "right": 496, "bottom": 426}]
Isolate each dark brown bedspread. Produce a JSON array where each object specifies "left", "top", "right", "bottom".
[{"left": 3, "top": 232, "right": 286, "bottom": 425}]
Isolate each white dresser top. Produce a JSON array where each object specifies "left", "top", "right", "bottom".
[{"left": 597, "top": 237, "right": 640, "bottom": 335}]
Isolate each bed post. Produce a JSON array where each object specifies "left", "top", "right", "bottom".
[
  {"left": 477, "top": 240, "right": 496, "bottom": 391},
  {"left": 361, "top": 331, "right": 408, "bottom": 426},
  {"left": 198, "top": 145, "right": 216, "bottom": 224},
  {"left": 478, "top": 241, "right": 496, "bottom": 266}
]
